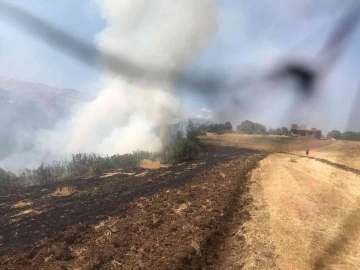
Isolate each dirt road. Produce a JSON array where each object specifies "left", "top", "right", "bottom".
[{"left": 235, "top": 153, "right": 360, "bottom": 269}]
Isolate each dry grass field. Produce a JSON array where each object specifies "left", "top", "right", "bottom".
[
  {"left": 292, "top": 140, "right": 360, "bottom": 170},
  {"left": 246, "top": 154, "right": 360, "bottom": 269},
  {"left": 203, "top": 133, "right": 360, "bottom": 170},
  {"left": 203, "top": 133, "right": 334, "bottom": 152},
  {"left": 206, "top": 134, "right": 360, "bottom": 269}
]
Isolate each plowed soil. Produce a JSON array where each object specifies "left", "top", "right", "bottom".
[{"left": 0, "top": 145, "right": 266, "bottom": 270}]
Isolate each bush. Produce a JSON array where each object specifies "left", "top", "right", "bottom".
[
  {"left": 187, "top": 121, "right": 200, "bottom": 143},
  {"left": 0, "top": 132, "right": 200, "bottom": 188},
  {"left": 237, "top": 120, "right": 267, "bottom": 134},
  {"left": 176, "top": 130, "right": 184, "bottom": 140},
  {"left": 88, "top": 163, "right": 102, "bottom": 175},
  {"left": 32, "top": 163, "right": 51, "bottom": 185},
  {"left": 0, "top": 168, "right": 18, "bottom": 189},
  {"left": 328, "top": 130, "right": 342, "bottom": 139},
  {"left": 327, "top": 130, "right": 360, "bottom": 141},
  {"left": 169, "top": 138, "right": 200, "bottom": 164}
]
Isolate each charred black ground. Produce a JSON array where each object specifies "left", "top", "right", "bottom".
[{"left": 0, "top": 145, "right": 265, "bottom": 269}]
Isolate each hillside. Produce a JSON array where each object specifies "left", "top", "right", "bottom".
[
  {"left": 0, "top": 76, "right": 92, "bottom": 108},
  {"left": 0, "top": 76, "right": 93, "bottom": 159}
]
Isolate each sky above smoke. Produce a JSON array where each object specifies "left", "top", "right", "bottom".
[{"left": 0, "top": 0, "right": 359, "bottom": 133}]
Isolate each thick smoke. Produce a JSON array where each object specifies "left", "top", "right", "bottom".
[{"left": 0, "top": 0, "right": 217, "bottom": 170}]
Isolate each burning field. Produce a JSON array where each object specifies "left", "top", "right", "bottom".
[
  {"left": 1, "top": 134, "right": 360, "bottom": 270},
  {"left": 0, "top": 145, "right": 266, "bottom": 269},
  {"left": 1, "top": 0, "right": 360, "bottom": 269}
]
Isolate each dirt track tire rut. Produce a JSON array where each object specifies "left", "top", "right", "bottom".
[{"left": 280, "top": 151, "right": 360, "bottom": 176}]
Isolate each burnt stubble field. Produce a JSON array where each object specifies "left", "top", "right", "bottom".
[{"left": 0, "top": 145, "right": 265, "bottom": 269}]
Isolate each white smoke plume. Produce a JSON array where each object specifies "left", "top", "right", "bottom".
[{"left": 0, "top": 0, "right": 217, "bottom": 170}]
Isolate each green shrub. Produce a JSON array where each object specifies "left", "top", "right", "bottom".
[
  {"left": 32, "top": 163, "right": 51, "bottom": 185},
  {"left": 0, "top": 168, "right": 18, "bottom": 189},
  {"left": 186, "top": 121, "right": 201, "bottom": 143},
  {"left": 170, "top": 138, "right": 199, "bottom": 164},
  {"left": 88, "top": 164, "right": 101, "bottom": 175},
  {"left": 176, "top": 130, "right": 184, "bottom": 140},
  {"left": 0, "top": 136, "right": 200, "bottom": 188}
]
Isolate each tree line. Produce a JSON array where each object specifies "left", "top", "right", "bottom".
[
  {"left": 188, "top": 119, "right": 291, "bottom": 135},
  {"left": 236, "top": 121, "right": 360, "bottom": 141},
  {"left": 236, "top": 120, "right": 290, "bottom": 135},
  {"left": 196, "top": 122, "right": 233, "bottom": 133},
  {"left": 327, "top": 130, "right": 360, "bottom": 141},
  {"left": 189, "top": 119, "right": 290, "bottom": 135}
]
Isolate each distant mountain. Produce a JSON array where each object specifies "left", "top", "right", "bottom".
[
  {"left": 0, "top": 76, "right": 92, "bottom": 107},
  {"left": 0, "top": 76, "right": 93, "bottom": 160}
]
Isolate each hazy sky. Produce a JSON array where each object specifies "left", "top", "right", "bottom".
[{"left": 0, "top": 0, "right": 359, "bottom": 133}]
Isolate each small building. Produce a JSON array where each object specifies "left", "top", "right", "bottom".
[{"left": 290, "top": 124, "right": 321, "bottom": 139}]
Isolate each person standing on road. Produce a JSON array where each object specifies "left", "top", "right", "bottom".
[{"left": 306, "top": 148, "right": 309, "bottom": 155}]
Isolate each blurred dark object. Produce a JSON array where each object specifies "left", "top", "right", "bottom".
[
  {"left": 270, "top": 62, "right": 317, "bottom": 95},
  {"left": 270, "top": 2, "right": 360, "bottom": 96},
  {"left": 0, "top": 1, "right": 360, "bottom": 97}
]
